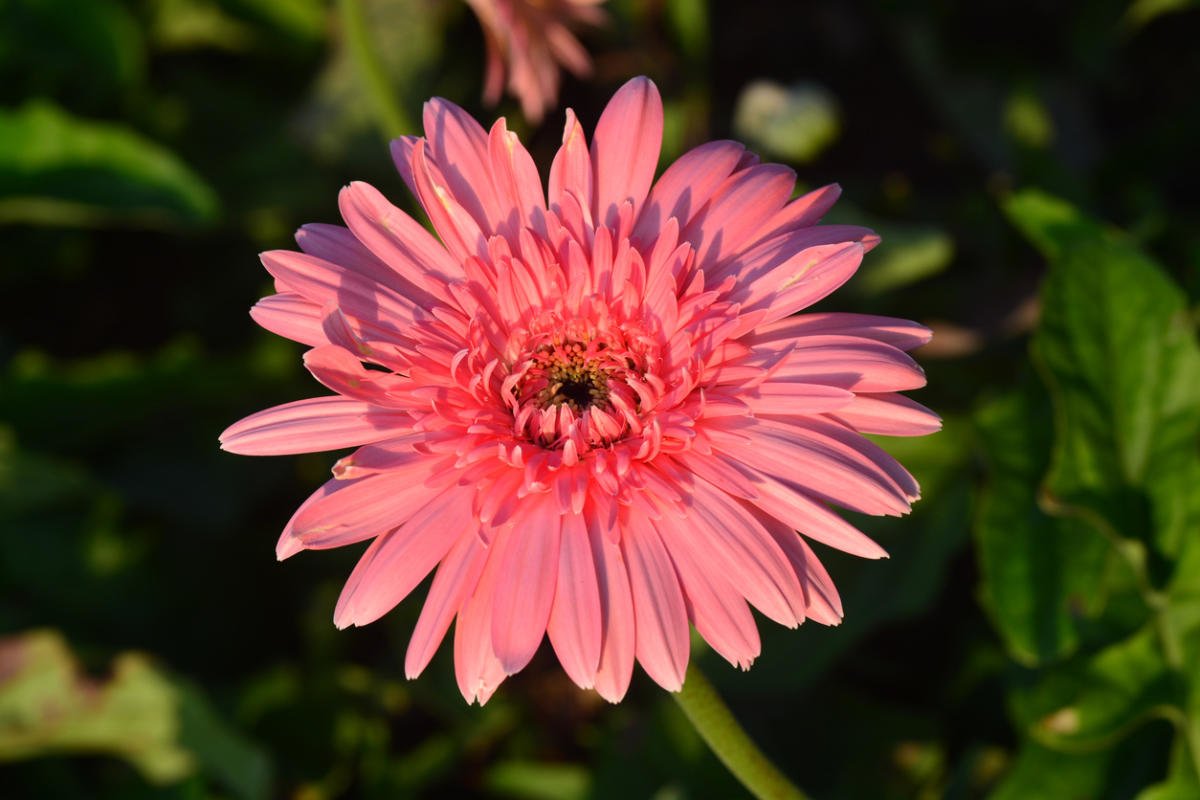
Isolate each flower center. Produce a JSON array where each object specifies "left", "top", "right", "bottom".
[{"left": 530, "top": 341, "right": 613, "bottom": 411}]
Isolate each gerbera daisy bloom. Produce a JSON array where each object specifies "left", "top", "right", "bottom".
[
  {"left": 465, "top": 0, "right": 604, "bottom": 123},
  {"left": 221, "top": 77, "right": 938, "bottom": 704}
]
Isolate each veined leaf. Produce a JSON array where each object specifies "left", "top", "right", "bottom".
[
  {"left": 1005, "top": 190, "right": 1200, "bottom": 571},
  {"left": 974, "top": 381, "right": 1116, "bottom": 665}
]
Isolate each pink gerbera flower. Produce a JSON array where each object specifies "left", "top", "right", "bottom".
[
  {"left": 221, "top": 77, "right": 938, "bottom": 704},
  {"left": 465, "top": 0, "right": 604, "bottom": 123}
]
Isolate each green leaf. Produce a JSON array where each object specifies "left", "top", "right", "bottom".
[
  {"left": 176, "top": 682, "right": 273, "bottom": 800},
  {"left": 974, "top": 381, "right": 1117, "bottom": 665},
  {"left": 1013, "top": 626, "right": 1178, "bottom": 751},
  {"left": 1006, "top": 190, "right": 1200, "bottom": 569},
  {"left": 989, "top": 741, "right": 1109, "bottom": 800},
  {"left": 0, "top": 102, "right": 219, "bottom": 228},
  {"left": 0, "top": 630, "right": 193, "bottom": 783}
]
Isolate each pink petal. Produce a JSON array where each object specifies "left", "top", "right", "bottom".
[
  {"left": 422, "top": 98, "right": 505, "bottom": 234},
  {"left": 406, "top": 532, "right": 488, "bottom": 679},
  {"left": 333, "top": 485, "right": 473, "bottom": 628},
  {"left": 832, "top": 393, "right": 942, "bottom": 436},
  {"left": 657, "top": 522, "right": 760, "bottom": 669},
  {"left": 743, "top": 381, "right": 855, "bottom": 416},
  {"left": 681, "top": 163, "right": 797, "bottom": 274},
  {"left": 487, "top": 118, "right": 546, "bottom": 236},
  {"left": 409, "top": 140, "right": 488, "bottom": 264},
  {"left": 337, "top": 182, "right": 463, "bottom": 299},
  {"left": 765, "top": 335, "right": 927, "bottom": 393},
  {"left": 490, "top": 497, "right": 562, "bottom": 673},
  {"left": 622, "top": 511, "right": 690, "bottom": 692},
  {"left": 764, "top": 526, "right": 844, "bottom": 625},
  {"left": 275, "top": 479, "right": 341, "bottom": 560},
  {"left": 259, "top": 250, "right": 418, "bottom": 330},
  {"left": 291, "top": 458, "right": 441, "bottom": 551},
  {"left": 743, "top": 241, "right": 868, "bottom": 323},
  {"left": 722, "top": 458, "right": 888, "bottom": 559},
  {"left": 685, "top": 480, "right": 806, "bottom": 626},
  {"left": 632, "top": 140, "right": 746, "bottom": 245},
  {"left": 590, "top": 511, "right": 636, "bottom": 702},
  {"left": 454, "top": 534, "right": 509, "bottom": 704},
  {"left": 546, "top": 513, "right": 603, "bottom": 689},
  {"left": 590, "top": 77, "right": 663, "bottom": 229},
  {"left": 548, "top": 109, "right": 593, "bottom": 214},
  {"left": 388, "top": 135, "right": 420, "bottom": 197},
  {"left": 748, "top": 312, "right": 933, "bottom": 352},
  {"left": 219, "top": 396, "right": 406, "bottom": 455},
  {"left": 250, "top": 293, "right": 327, "bottom": 347},
  {"left": 303, "top": 345, "right": 405, "bottom": 406},
  {"left": 748, "top": 183, "right": 843, "bottom": 246},
  {"left": 706, "top": 417, "right": 911, "bottom": 516}
]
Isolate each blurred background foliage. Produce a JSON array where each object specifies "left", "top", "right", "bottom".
[{"left": 1, "top": 0, "right": 1198, "bottom": 797}]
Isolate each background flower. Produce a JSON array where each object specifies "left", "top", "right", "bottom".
[{"left": 465, "top": 0, "right": 605, "bottom": 122}]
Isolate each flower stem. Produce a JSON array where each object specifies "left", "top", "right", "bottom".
[
  {"left": 338, "top": 0, "right": 413, "bottom": 137},
  {"left": 672, "top": 661, "right": 810, "bottom": 800}
]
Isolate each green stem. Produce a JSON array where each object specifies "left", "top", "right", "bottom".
[
  {"left": 672, "top": 661, "right": 810, "bottom": 800},
  {"left": 339, "top": 0, "right": 412, "bottom": 137}
]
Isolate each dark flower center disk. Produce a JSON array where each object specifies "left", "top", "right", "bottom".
[{"left": 538, "top": 360, "right": 610, "bottom": 410}]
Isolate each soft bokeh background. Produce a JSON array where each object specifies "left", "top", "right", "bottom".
[{"left": 3, "top": 1, "right": 1199, "bottom": 798}]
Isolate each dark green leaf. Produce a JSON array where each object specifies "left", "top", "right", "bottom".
[
  {"left": 0, "top": 102, "right": 218, "bottom": 227},
  {"left": 1013, "top": 627, "right": 1178, "bottom": 751},
  {"left": 1006, "top": 190, "right": 1200, "bottom": 570},
  {"left": 974, "top": 381, "right": 1116, "bottom": 665}
]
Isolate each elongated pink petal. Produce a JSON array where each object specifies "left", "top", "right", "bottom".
[
  {"left": 388, "top": 135, "right": 420, "bottom": 197},
  {"left": 406, "top": 533, "right": 488, "bottom": 679},
  {"left": 633, "top": 140, "right": 746, "bottom": 245},
  {"left": 747, "top": 241, "right": 867, "bottom": 324},
  {"left": 723, "top": 458, "right": 889, "bottom": 559},
  {"left": 250, "top": 293, "right": 327, "bottom": 347},
  {"left": 590, "top": 512, "right": 636, "bottom": 703},
  {"left": 546, "top": 513, "right": 602, "bottom": 688},
  {"left": 706, "top": 418, "right": 910, "bottom": 516},
  {"left": 833, "top": 392, "right": 942, "bottom": 436},
  {"left": 488, "top": 118, "right": 546, "bottom": 237},
  {"left": 260, "top": 250, "right": 419, "bottom": 330},
  {"left": 291, "top": 459, "right": 442, "bottom": 550},
  {"left": 686, "top": 480, "right": 807, "bottom": 626},
  {"left": 220, "top": 396, "right": 406, "bottom": 455},
  {"left": 454, "top": 532, "right": 509, "bottom": 704},
  {"left": 303, "top": 345, "right": 405, "bottom": 406},
  {"left": 622, "top": 512, "right": 689, "bottom": 691},
  {"left": 422, "top": 98, "right": 505, "bottom": 234},
  {"left": 657, "top": 521, "right": 760, "bottom": 669},
  {"left": 765, "top": 335, "right": 927, "bottom": 393},
  {"left": 743, "top": 381, "right": 855, "bottom": 416},
  {"left": 337, "top": 182, "right": 463, "bottom": 297},
  {"left": 591, "top": 77, "right": 663, "bottom": 229},
  {"left": 749, "top": 312, "right": 933, "bottom": 351},
  {"left": 747, "top": 183, "right": 843, "bottom": 247},
  {"left": 490, "top": 497, "right": 562, "bottom": 673},
  {"left": 333, "top": 486, "right": 472, "bottom": 628},
  {"left": 764, "top": 527, "right": 844, "bottom": 625},
  {"left": 410, "top": 140, "right": 487, "bottom": 264},
  {"left": 548, "top": 109, "right": 593, "bottom": 212},
  {"left": 681, "top": 164, "right": 796, "bottom": 273}
]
